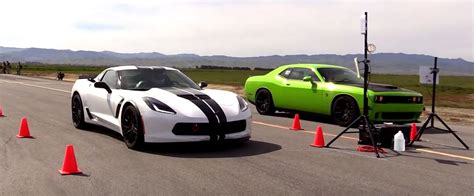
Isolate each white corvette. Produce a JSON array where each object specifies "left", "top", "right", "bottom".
[{"left": 71, "top": 66, "right": 251, "bottom": 149}]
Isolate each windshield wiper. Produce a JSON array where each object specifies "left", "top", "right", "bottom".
[
  {"left": 333, "top": 79, "right": 361, "bottom": 84},
  {"left": 333, "top": 79, "right": 350, "bottom": 83},
  {"left": 127, "top": 88, "right": 150, "bottom": 91}
]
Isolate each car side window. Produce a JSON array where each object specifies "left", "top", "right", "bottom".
[
  {"left": 279, "top": 68, "right": 292, "bottom": 78},
  {"left": 287, "top": 68, "right": 320, "bottom": 81},
  {"left": 101, "top": 71, "right": 118, "bottom": 89}
]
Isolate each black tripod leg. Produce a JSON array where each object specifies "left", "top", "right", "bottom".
[
  {"left": 326, "top": 116, "right": 362, "bottom": 147},
  {"left": 430, "top": 112, "right": 435, "bottom": 128},
  {"left": 410, "top": 114, "right": 432, "bottom": 146},
  {"left": 364, "top": 117, "right": 380, "bottom": 158},
  {"left": 434, "top": 114, "right": 469, "bottom": 149},
  {"left": 368, "top": 120, "right": 377, "bottom": 132}
]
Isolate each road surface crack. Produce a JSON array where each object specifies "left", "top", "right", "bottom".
[{"left": 2, "top": 136, "right": 13, "bottom": 169}]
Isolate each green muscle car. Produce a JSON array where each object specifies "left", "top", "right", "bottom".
[{"left": 244, "top": 64, "right": 423, "bottom": 126}]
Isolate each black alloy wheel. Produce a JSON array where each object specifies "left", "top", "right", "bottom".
[
  {"left": 71, "top": 93, "right": 87, "bottom": 129},
  {"left": 332, "top": 96, "right": 360, "bottom": 127},
  {"left": 255, "top": 89, "right": 275, "bottom": 115},
  {"left": 121, "top": 105, "right": 145, "bottom": 149}
]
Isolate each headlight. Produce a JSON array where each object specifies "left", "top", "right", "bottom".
[
  {"left": 374, "top": 96, "right": 384, "bottom": 103},
  {"left": 143, "top": 97, "right": 176, "bottom": 114},
  {"left": 237, "top": 96, "right": 248, "bottom": 112},
  {"left": 415, "top": 96, "right": 423, "bottom": 103},
  {"left": 411, "top": 96, "right": 423, "bottom": 103}
]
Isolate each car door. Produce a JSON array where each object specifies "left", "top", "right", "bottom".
[
  {"left": 284, "top": 68, "right": 323, "bottom": 112},
  {"left": 87, "top": 70, "right": 123, "bottom": 129}
]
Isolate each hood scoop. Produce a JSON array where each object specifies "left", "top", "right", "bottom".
[
  {"left": 371, "top": 83, "right": 398, "bottom": 89},
  {"left": 368, "top": 83, "right": 400, "bottom": 91}
]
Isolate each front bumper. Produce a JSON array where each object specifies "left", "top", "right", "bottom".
[
  {"left": 369, "top": 103, "right": 424, "bottom": 123},
  {"left": 141, "top": 110, "right": 252, "bottom": 143}
]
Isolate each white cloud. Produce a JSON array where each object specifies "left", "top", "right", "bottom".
[{"left": 0, "top": 0, "right": 472, "bottom": 61}]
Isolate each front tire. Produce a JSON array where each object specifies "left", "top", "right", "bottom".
[
  {"left": 255, "top": 89, "right": 275, "bottom": 115},
  {"left": 332, "top": 96, "right": 360, "bottom": 127},
  {"left": 121, "top": 105, "right": 145, "bottom": 150},
  {"left": 71, "top": 93, "right": 88, "bottom": 129}
]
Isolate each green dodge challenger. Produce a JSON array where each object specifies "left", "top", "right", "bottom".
[{"left": 244, "top": 64, "right": 424, "bottom": 126}]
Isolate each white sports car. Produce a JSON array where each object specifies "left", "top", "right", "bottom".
[{"left": 71, "top": 66, "right": 251, "bottom": 149}]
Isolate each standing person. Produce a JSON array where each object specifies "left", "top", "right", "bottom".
[
  {"left": 6, "top": 61, "right": 11, "bottom": 74},
  {"left": 57, "top": 72, "right": 65, "bottom": 80},
  {"left": 17, "top": 62, "right": 23, "bottom": 75},
  {"left": 2, "top": 62, "right": 6, "bottom": 74}
]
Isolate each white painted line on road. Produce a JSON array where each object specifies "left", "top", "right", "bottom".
[
  {"left": 416, "top": 149, "right": 474, "bottom": 161},
  {"left": 301, "top": 130, "right": 359, "bottom": 141},
  {"left": 252, "top": 120, "right": 358, "bottom": 140},
  {"left": 0, "top": 79, "right": 70, "bottom": 94},
  {"left": 252, "top": 120, "right": 288, "bottom": 129},
  {"left": 253, "top": 120, "right": 474, "bottom": 161},
  {"left": 19, "top": 82, "right": 70, "bottom": 93}
]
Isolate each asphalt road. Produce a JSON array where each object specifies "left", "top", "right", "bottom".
[{"left": 0, "top": 74, "right": 473, "bottom": 195}]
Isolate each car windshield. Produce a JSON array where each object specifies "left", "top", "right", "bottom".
[
  {"left": 118, "top": 68, "right": 200, "bottom": 90},
  {"left": 318, "top": 68, "right": 363, "bottom": 84}
]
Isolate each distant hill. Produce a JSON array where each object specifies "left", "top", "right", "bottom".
[{"left": 0, "top": 46, "right": 472, "bottom": 75}]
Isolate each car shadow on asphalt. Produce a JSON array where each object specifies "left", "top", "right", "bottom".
[
  {"left": 271, "top": 111, "right": 450, "bottom": 133},
  {"left": 327, "top": 146, "right": 470, "bottom": 166},
  {"left": 80, "top": 124, "right": 124, "bottom": 141},
  {"left": 270, "top": 111, "right": 336, "bottom": 125},
  {"left": 393, "top": 148, "right": 470, "bottom": 166},
  {"left": 139, "top": 140, "right": 282, "bottom": 158},
  {"left": 418, "top": 127, "right": 453, "bottom": 134},
  {"left": 80, "top": 125, "right": 282, "bottom": 158}
]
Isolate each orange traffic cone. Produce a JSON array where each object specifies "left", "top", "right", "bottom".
[
  {"left": 17, "top": 117, "right": 33, "bottom": 138},
  {"left": 0, "top": 106, "right": 5, "bottom": 117},
  {"left": 310, "top": 126, "right": 325, "bottom": 148},
  {"left": 290, "top": 114, "right": 303, "bottom": 130},
  {"left": 58, "top": 144, "right": 82, "bottom": 175},
  {"left": 0, "top": 106, "right": 5, "bottom": 118},
  {"left": 410, "top": 123, "right": 417, "bottom": 142}
]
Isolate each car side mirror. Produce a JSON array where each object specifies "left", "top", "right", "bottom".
[
  {"left": 94, "top": 81, "right": 112, "bottom": 93},
  {"left": 198, "top": 81, "right": 208, "bottom": 89},
  {"left": 87, "top": 78, "right": 95, "bottom": 83},
  {"left": 303, "top": 76, "right": 312, "bottom": 82}
]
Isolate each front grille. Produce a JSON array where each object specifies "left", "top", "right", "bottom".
[
  {"left": 172, "top": 120, "right": 246, "bottom": 136},
  {"left": 375, "top": 96, "right": 423, "bottom": 104},
  {"left": 381, "top": 112, "right": 416, "bottom": 120}
]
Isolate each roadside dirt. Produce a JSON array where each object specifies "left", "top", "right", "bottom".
[
  {"left": 22, "top": 72, "right": 474, "bottom": 126},
  {"left": 23, "top": 72, "right": 80, "bottom": 82}
]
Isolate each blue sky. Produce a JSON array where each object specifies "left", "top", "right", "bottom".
[{"left": 0, "top": 0, "right": 472, "bottom": 61}]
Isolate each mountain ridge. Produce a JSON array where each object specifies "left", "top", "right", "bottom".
[{"left": 0, "top": 46, "right": 472, "bottom": 75}]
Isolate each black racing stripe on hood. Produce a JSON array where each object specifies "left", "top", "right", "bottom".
[
  {"left": 162, "top": 87, "right": 205, "bottom": 96},
  {"left": 185, "top": 88, "right": 228, "bottom": 127},
  {"left": 341, "top": 83, "right": 403, "bottom": 92}
]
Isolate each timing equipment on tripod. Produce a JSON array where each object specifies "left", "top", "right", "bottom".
[
  {"left": 325, "top": 12, "right": 382, "bottom": 158},
  {"left": 409, "top": 57, "right": 469, "bottom": 149}
]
